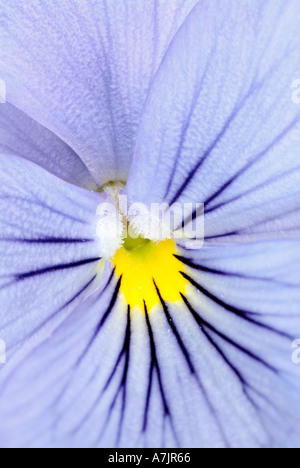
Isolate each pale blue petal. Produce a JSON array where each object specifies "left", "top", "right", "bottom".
[
  {"left": 0, "top": 277, "right": 122, "bottom": 448},
  {"left": 0, "top": 103, "right": 97, "bottom": 189},
  {"left": 0, "top": 154, "right": 104, "bottom": 362},
  {"left": 1, "top": 0, "right": 300, "bottom": 449},
  {"left": 127, "top": 0, "right": 300, "bottom": 242},
  {"left": 174, "top": 240, "right": 300, "bottom": 447},
  {"left": 1, "top": 237, "right": 299, "bottom": 447},
  {"left": 0, "top": 0, "right": 198, "bottom": 186}
]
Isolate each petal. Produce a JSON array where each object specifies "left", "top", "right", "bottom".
[
  {"left": 0, "top": 276, "right": 123, "bottom": 448},
  {"left": 174, "top": 240, "right": 300, "bottom": 447},
  {"left": 0, "top": 154, "right": 105, "bottom": 362},
  {"left": 1, "top": 237, "right": 299, "bottom": 447},
  {"left": 127, "top": 0, "right": 300, "bottom": 242},
  {"left": 0, "top": 103, "right": 97, "bottom": 189},
  {"left": 0, "top": 0, "right": 198, "bottom": 186}
]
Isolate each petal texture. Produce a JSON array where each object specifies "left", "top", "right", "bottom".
[
  {"left": 127, "top": 0, "right": 300, "bottom": 242},
  {"left": 0, "top": 103, "right": 97, "bottom": 189},
  {"left": 1, "top": 238, "right": 299, "bottom": 448},
  {"left": 0, "top": 0, "right": 198, "bottom": 186},
  {"left": 1, "top": 0, "right": 300, "bottom": 450},
  {"left": 0, "top": 154, "right": 104, "bottom": 363}
]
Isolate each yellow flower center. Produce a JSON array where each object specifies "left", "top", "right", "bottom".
[{"left": 112, "top": 235, "right": 188, "bottom": 312}]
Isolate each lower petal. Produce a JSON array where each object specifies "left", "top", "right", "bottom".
[{"left": 1, "top": 237, "right": 299, "bottom": 447}]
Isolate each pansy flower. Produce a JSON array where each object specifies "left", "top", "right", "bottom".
[{"left": 0, "top": 0, "right": 300, "bottom": 448}]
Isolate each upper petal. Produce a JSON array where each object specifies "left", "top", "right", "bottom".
[
  {"left": 0, "top": 103, "right": 98, "bottom": 189},
  {"left": 0, "top": 0, "right": 198, "bottom": 187}
]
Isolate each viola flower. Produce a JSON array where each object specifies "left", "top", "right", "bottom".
[{"left": 0, "top": 0, "right": 300, "bottom": 448}]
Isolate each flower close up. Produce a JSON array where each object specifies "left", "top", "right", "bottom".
[{"left": 0, "top": 0, "right": 300, "bottom": 449}]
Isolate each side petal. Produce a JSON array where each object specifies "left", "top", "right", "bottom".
[
  {"left": 174, "top": 240, "right": 300, "bottom": 447},
  {"left": 0, "top": 0, "right": 198, "bottom": 186},
  {"left": 127, "top": 0, "right": 300, "bottom": 242},
  {"left": 0, "top": 154, "right": 104, "bottom": 363}
]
